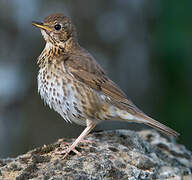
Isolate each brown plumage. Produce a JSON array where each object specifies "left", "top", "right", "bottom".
[{"left": 32, "top": 13, "right": 179, "bottom": 158}]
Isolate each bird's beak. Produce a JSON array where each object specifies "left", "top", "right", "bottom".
[{"left": 32, "top": 21, "right": 52, "bottom": 31}]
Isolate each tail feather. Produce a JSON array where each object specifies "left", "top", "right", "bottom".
[
  {"left": 114, "top": 107, "right": 179, "bottom": 137},
  {"left": 137, "top": 113, "right": 179, "bottom": 138}
]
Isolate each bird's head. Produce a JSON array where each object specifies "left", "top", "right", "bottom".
[{"left": 32, "top": 13, "right": 76, "bottom": 46}]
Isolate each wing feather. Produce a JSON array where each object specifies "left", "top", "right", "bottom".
[
  {"left": 63, "top": 51, "right": 139, "bottom": 114},
  {"left": 62, "top": 49, "right": 179, "bottom": 137}
]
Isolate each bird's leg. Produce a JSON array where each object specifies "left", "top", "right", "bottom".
[
  {"left": 56, "top": 142, "right": 82, "bottom": 156},
  {"left": 63, "top": 119, "right": 96, "bottom": 159}
]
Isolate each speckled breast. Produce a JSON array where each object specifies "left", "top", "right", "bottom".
[
  {"left": 37, "top": 65, "right": 84, "bottom": 125},
  {"left": 37, "top": 65, "right": 114, "bottom": 126}
]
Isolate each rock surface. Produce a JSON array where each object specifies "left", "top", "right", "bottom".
[{"left": 0, "top": 130, "right": 191, "bottom": 180}]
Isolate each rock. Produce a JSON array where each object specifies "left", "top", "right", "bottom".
[{"left": 0, "top": 130, "right": 191, "bottom": 180}]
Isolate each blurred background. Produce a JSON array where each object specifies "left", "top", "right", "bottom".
[{"left": 0, "top": 0, "right": 191, "bottom": 158}]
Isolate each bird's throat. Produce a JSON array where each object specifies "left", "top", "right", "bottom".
[
  {"left": 37, "top": 37, "right": 80, "bottom": 68},
  {"left": 37, "top": 43, "right": 61, "bottom": 67}
]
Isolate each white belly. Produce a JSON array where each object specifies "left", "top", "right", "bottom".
[{"left": 37, "top": 67, "right": 86, "bottom": 125}]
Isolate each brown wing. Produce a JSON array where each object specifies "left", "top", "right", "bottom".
[
  {"left": 63, "top": 49, "right": 179, "bottom": 137},
  {"left": 63, "top": 49, "right": 140, "bottom": 115}
]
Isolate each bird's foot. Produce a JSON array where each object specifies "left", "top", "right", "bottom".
[
  {"left": 62, "top": 146, "right": 80, "bottom": 159},
  {"left": 57, "top": 139, "right": 93, "bottom": 159},
  {"left": 56, "top": 141, "right": 81, "bottom": 156},
  {"left": 60, "top": 121, "right": 96, "bottom": 159}
]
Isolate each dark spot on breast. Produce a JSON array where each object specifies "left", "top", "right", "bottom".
[
  {"left": 67, "top": 79, "right": 71, "bottom": 83},
  {"left": 74, "top": 107, "right": 82, "bottom": 114},
  {"left": 57, "top": 48, "right": 61, "bottom": 54},
  {"left": 57, "top": 67, "right": 61, "bottom": 71},
  {"left": 72, "top": 113, "right": 76, "bottom": 117},
  {"left": 64, "top": 91, "right": 67, "bottom": 96},
  {"left": 60, "top": 47, "right": 65, "bottom": 52},
  {"left": 62, "top": 81, "right": 66, "bottom": 85},
  {"left": 81, "top": 100, "right": 86, "bottom": 105},
  {"left": 75, "top": 86, "right": 81, "bottom": 93},
  {"left": 77, "top": 114, "right": 83, "bottom": 119}
]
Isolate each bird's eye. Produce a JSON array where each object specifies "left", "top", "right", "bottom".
[{"left": 54, "top": 24, "right": 61, "bottom": 31}]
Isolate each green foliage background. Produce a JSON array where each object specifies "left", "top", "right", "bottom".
[{"left": 153, "top": 0, "right": 192, "bottom": 146}]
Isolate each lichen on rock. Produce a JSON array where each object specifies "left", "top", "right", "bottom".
[{"left": 0, "top": 130, "right": 191, "bottom": 179}]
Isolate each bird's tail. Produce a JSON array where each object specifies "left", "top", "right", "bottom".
[
  {"left": 135, "top": 112, "right": 179, "bottom": 137},
  {"left": 116, "top": 109, "right": 179, "bottom": 137}
]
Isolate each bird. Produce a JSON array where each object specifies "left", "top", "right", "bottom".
[{"left": 32, "top": 13, "right": 179, "bottom": 158}]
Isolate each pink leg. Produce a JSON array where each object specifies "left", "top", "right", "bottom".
[
  {"left": 63, "top": 119, "right": 96, "bottom": 159},
  {"left": 56, "top": 142, "right": 82, "bottom": 156}
]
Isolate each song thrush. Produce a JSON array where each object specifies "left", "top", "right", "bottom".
[{"left": 32, "top": 13, "right": 179, "bottom": 158}]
